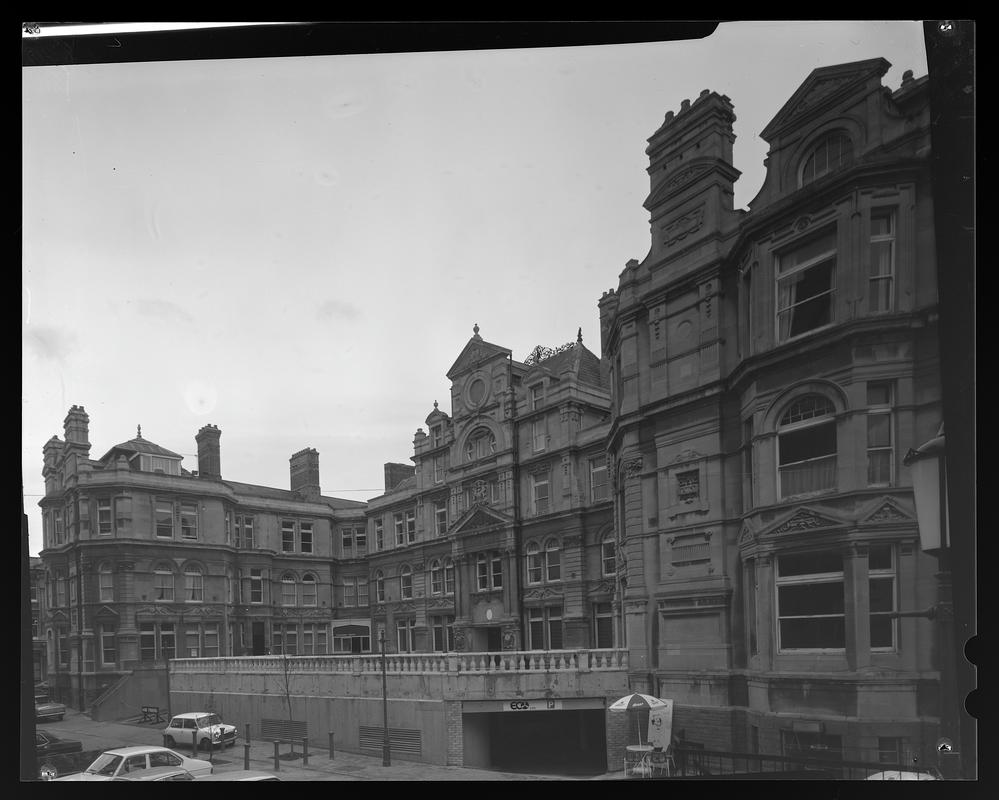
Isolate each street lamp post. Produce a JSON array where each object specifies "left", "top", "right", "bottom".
[
  {"left": 379, "top": 628, "right": 391, "bottom": 767},
  {"left": 903, "top": 425, "right": 962, "bottom": 778}
]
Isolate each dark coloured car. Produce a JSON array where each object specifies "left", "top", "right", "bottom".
[{"left": 36, "top": 731, "right": 84, "bottom": 757}]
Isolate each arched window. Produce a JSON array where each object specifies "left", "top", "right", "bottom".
[
  {"left": 430, "top": 560, "right": 443, "bottom": 595},
  {"left": 281, "top": 573, "right": 297, "bottom": 606},
  {"left": 98, "top": 561, "right": 114, "bottom": 602},
  {"left": 465, "top": 427, "right": 497, "bottom": 462},
  {"left": 545, "top": 539, "right": 562, "bottom": 582},
  {"left": 400, "top": 565, "right": 413, "bottom": 600},
  {"left": 526, "top": 542, "right": 543, "bottom": 584},
  {"left": 302, "top": 574, "right": 317, "bottom": 607},
  {"left": 443, "top": 558, "right": 455, "bottom": 595},
  {"left": 373, "top": 570, "right": 385, "bottom": 603},
  {"left": 800, "top": 133, "right": 853, "bottom": 186},
  {"left": 184, "top": 564, "right": 204, "bottom": 602},
  {"left": 778, "top": 394, "right": 837, "bottom": 498},
  {"left": 153, "top": 563, "right": 174, "bottom": 602}
]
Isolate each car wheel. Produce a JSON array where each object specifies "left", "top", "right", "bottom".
[{"left": 165, "top": 736, "right": 176, "bottom": 747}]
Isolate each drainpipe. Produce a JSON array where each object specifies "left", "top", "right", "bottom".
[
  {"left": 509, "top": 353, "right": 526, "bottom": 650},
  {"left": 75, "top": 544, "right": 84, "bottom": 710}
]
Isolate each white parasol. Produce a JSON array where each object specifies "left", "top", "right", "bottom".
[{"left": 609, "top": 692, "right": 668, "bottom": 745}]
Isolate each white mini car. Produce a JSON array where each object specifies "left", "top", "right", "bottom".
[
  {"left": 52, "top": 746, "right": 212, "bottom": 781},
  {"left": 163, "top": 711, "right": 238, "bottom": 750}
]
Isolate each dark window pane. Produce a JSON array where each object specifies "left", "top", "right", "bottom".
[
  {"left": 780, "top": 617, "right": 845, "bottom": 649},
  {"left": 869, "top": 577, "right": 894, "bottom": 612},
  {"left": 778, "top": 551, "right": 842, "bottom": 577},
  {"left": 779, "top": 581, "right": 845, "bottom": 615},
  {"left": 870, "top": 616, "right": 894, "bottom": 648},
  {"left": 779, "top": 421, "right": 836, "bottom": 465},
  {"left": 868, "top": 545, "right": 892, "bottom": 571}
]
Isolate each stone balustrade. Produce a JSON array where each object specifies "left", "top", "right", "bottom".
[{"left": 170, "top": 648, "right": 628, "bottom": 675}]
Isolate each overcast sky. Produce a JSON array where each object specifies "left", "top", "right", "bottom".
[{"left": 22, "top": 21, "right": 928, "bottom": 556}]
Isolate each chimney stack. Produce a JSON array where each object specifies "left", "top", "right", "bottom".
[
  {"left": 290, "top": 448, "right": 321, "bottom": 501},
  {"left": 195, "top": 424, "right": 222, "bottom": 478},
  {"left": 62, "top": 405, "right": 91, "bottom": 456},
  {"left": 384, "top": 462, "right": 415, "bottom": 492}
]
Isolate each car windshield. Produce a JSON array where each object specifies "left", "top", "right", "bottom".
[
  {"left": 197, "top": 714, "right": 222, "bottom": 727},
  {"left": 86, "top": 753, "right": 124, "bottom": 775}
]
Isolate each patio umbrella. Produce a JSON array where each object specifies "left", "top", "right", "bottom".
[{"left": 609, "top": 693, "right": 668, "bottom": 745}]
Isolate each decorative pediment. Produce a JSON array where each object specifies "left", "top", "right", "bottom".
[
  {"left": 738, "top": 523, "right": 757, "bottom": 546},
  {"left": 523, "top": 587, "right": 563, "bottom": 600},
  {"left": 93, "top": 605, "right": 120, "bottom": 618},
  {"left": 859, "top": 497, "right": 915, "bottom": 525},
  {"left": 450, "top": 504, "right": 513, "bottom": 536},
  {"left": 49, "top": 609, "right": 69, "bottom": 622},
  {"left": 446, "top": 333, "right": 512, "bottom": 380},
  {"left": 761, "top": 57, "right": 890, "bottom": 140},
  {"left": 762, "top": 507, "right": 845, "bottom": 537}
]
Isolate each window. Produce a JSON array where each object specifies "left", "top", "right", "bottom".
[
  {"left": 99, "top": 562, "right": 114, "bottom": 602},
  {"left": 527, "top": 606, "right": 563, "bottom": 650},
  {"left": 491, "top": 552, "right": 503, "bottom": 589},
  {"left": 160, "top": 623, "right": 175, "bottom": 660},
  {"left": 431, "top": 424, "right": 443, "bottom": 448},
  {"left": 878, "top": 737, "right": 904, "bottom": 765},
  {"left": 776, "top": 228, "right": 836, "bottom": 341},
  {"left": 467, "top": 428, "right": 497, "bottom": 461},
  {"left": 476, "top": 554, "right": 488, "bottom": 590},
  {"left": 225, "top": 512, "right": 232, "bottom": 546},
  {"left": 527, "top": 542, "right": 543, "bottom": 584},
  {"left": 400, "top": 565, "right": 413, "bottom": 600},
  {"left": 394, "top": 514, "right": 405, "bottom": 546},
  {"left": 869, "top": 208, "right": 895, "bottom": 312},
  {"left": 396, "top": 618, "right": 417, "bottom": 653},
  {"left": 185, "top": 565, "right": 204, "bottom": 602},
  {"left": 357, "top": 577, "right": 369, "bottom": 607},
  {"left": 100, "top": 623, "right": 117, "bottom": 665},
  {"left": 776, "top": 550, "right": 845, "bottom": 650},
  {"left": 140, "top": 623, "right": 156, "bottom": 661},
  {"left": 281, "top": 574, "right": 297, "bottom": 607},
  {"left": 203, "top": 624, "right": 220, "bottom": 658},
  {"left": 235, "top": 515, "right": 254, "bottom": 549},
  {"left": 590, "top": 459, "right": 609, "bottom": 502},
  {"left": 342, "top": 528, "right": 353, "bottom": 554},
  {"left": 406, "top": 511, "right": 416, "bottom": 543},
  {"left": 185, "top": 628, "right": 200, "bottom": 658},
  {"left": 302, "top": 574, "right": 317, "bottom": 607},
  {"left": 180, "top": 502, "right": 198, "bottom": 539},
  {"left": 443, "top": 558, "right": 455, "bottom": 595},
  {"left": 545, "top": 539, "right": 561, "bottom": 582},
  {"left": 532, "top": 473, "right": 550, "bottom": 515},
  {"left": 300, "top": 522, "right": 313, "bottom": 554},
  {"left": 375, "top": 520, "right": 384, "bottom": 551},
  {"left": 601, "top": 537, "right": 616, "bottom": 577},
  {"left": 743, "top": 417, "right": 755, "bottom": 510},
  {"left": 343, "top": 576, "right": 358, "bottom": 607},
  {"left": 355, "top": 528, "right": 367, "bottom": 553},
  {"left": 867, "top": 382, "right": 894, "bottom": 486},
  {"left": 226, "top": 568, "right": 235, "bottom": 604},
  {"left": 869, "top": 545, "right": 897, "bottom": 650},
  {"left": 97, "top": 498, "right": 113, "bottom": 535},
  {"left": 57, "top": 628, "right": 69, "bottom": 665},
  {"left": 155, "top": 499, "right": 174, "bottom": 538},
  {"left": 154, "top": 565, "right": 174, "bottom": 602},
  {"left": 530, "top": 384, "right": 543, "bottom": 410},
  {"left": 431, "top": 615, "right": 455, "bottom": 652},
  {"left": 54, "top": 568, "right": 67, "bottom": 606},
  {"left": 139, "top": 454, "right": 182, "bottom": 475},
  {"left": 285, "top": 626, "right": 298, "bottom": 655},
  {"left": 430, "top": 560, "right": 443, "bottom": 595},
  {"left": 476, "top": 552, "right": 503, "bottom": 591},
  {"left": 433, "top": 455, "right": 445, "bottom": 483},
  {"left": 800, "top": 133, "right": 852, "bottom": 186},
  {"left": 434, "top": 500, "right": 448, "bottom": 536},
  {"left": 374, "top": 570, "right": 385, "bottom": 603},
  {"left": 778, "top": 395, "right": 837, "bottom": 498},
  {"left": 282, "top": 521, "right": 296, "bottom": 552},
  {"left": 53, "top": 509, "right": 64, "bottom": 544},
  {"left": 532, "top": 419, "right": 547, "bottom": 452},
  {"left": 249, "top": 568, "right": 263, "bottom": 604},
  {"left": 593, "top": 602, "right": 613, "bottom": 648}
]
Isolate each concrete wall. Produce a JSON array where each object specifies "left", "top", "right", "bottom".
[{"left": 91, "top": 666, "right": 168, "bottom": 722}]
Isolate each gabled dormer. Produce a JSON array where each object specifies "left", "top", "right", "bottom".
[{"left": 446, "top": 324, "right": 514, "bottom": 422}]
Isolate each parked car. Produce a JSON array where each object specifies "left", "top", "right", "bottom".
[
  {"left": 163, "top": 711, "right": 238, "bottom": 750},
  {"left": 111, "top": 767, "right": 195, "bottom": 781},
  {"left": 34, "top": 697, "right": 66, "bottom": 722},
  {"left": 35, "top": 731, "right": 83, "bottom": 758},
  {"left": 196, "top": 769, "right": 281, "bottom": 781},
  {"left": 865, "top": 769, "right": 941, "bottom": 780},
  {"left": 51, "top": 745, "right": 213, "bottom": 781}
]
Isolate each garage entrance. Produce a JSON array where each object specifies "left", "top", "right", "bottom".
[{"left": 462, "top": 702, "right": 607, "bottom": 776}]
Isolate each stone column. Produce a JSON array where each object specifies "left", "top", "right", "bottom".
[{"left": 845, "top": 544, "right": 871, "bottom": 671}]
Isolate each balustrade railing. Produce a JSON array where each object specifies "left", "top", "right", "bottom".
[{"left": 170, "top": 648, "right": 628, "bottom": 675}]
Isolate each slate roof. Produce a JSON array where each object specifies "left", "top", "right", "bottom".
[
  {"left": 98, "top": 435, "right": 183, "bottom": 463},
  {"left": 223, "top": 479, "right": 368, "bottom": 510},
  {"left": 526, "top": 342, "right": 607, "bottom": 389}
]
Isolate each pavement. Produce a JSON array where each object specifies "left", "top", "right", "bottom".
[{"left": 36, "top": 708, "right": 620, "bottom": 781}]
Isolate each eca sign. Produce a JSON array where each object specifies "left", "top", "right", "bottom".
[{"left": 505, "top": 699, "right": 562, "bottom": 712}]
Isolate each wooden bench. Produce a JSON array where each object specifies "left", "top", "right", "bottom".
[
  {"left": 140, "top": 705, "right": 164, "bottom": 724},
  {"left": 259, "top": 718, "right": 308, "bottom": 746}
]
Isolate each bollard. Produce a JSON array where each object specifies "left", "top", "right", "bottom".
[
  {"left": 192, "top": 731, "right": 198, "bottom": 757},
  {"left": 302, "top": 739, "right": 309, "bottom": 766},
  {"left": 329, "top": 731, "right": 334, "bottom": 759},
  {"left": 243, "top": 743, "right": 250, "bottom": 770},
  {"left": 246, "top": 723, "right": 251, "bottom": 745},
  {"left": 273, "top": 740, "right": 280, "bottom": 771}
]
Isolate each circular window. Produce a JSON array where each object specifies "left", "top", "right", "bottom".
[{"left": 468, "top": 377, "right": 487, "bottom": 406}]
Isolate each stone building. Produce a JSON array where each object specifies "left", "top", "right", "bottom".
[{"left": 599, "top": 58, "right": 942, "bottom": 763}]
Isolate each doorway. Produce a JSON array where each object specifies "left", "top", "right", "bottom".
[{"left": 252, "top": 622, "right": 265, "bottom": 655}]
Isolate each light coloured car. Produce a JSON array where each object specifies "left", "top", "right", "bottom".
[
  {"left": 111, "top": 767, "right": 195, "bottom": 781},
  {"left": 865, "top": 769, "right": 941, "bottom": 780},
  {"left": 51, "top": 745, "right": 212, "bottom": 781},
  {"left": 34, "top": 699, "right": 66, "bottom": 721},
  {"left": 163, "top": 711, "right": 238, "bottom": 750},
  {"left": 196, "top": 769, "right": 281, "bottom": 781}
]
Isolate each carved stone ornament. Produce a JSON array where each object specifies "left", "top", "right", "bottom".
[
  {"left": 664, "top": 164, "right": 710, "bottom": 192},
  {"left": 502, "top": 629, "right": 517, "bottom": 650},
  {"left": 738, "top": 525, "right": 756, "bottom": 545},
  {"left": 663, "top": 204, "right": 705, "bottom": 246},
  {"left": 453, "top": 630, "right": 467, "bottom": 651},
  {"left": 866, "top": 501, "right": 909, "bottom": 524},
  {"left": 672, "top": 448, "right": 705, "bottom": 465},
  {"left": 624, "top": 458, "right": 643, "bottom": 478},
  {"left": 771, "top": 509, "right": 834, "bottom": 536}
]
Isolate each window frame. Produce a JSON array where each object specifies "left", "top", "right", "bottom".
[
  {"left": 590, "top": 458, "right": 609, "bottom": 502},
  {"left": 399, "top": 564, "right": 413, "bottom": 600},
  {"left": 775, "top": 228, "right": 837, "bottom": 343},
  {"left": 153, "top": 564, "right": 174, "bottom": 602},
  {"left": 281, "top": 573, "right": 297, "bottom": 607},
  {"left": 869, "top": 544, "right": 897, "bottom": 651},
  {"left": 866, "top": 381, "right": 894, "bottom": 487},
  {"left": 98, "top": 561, "right": 114, "bottom": 602},
  {"left": 868, "top": 207, "right": 896, "bottom": 313},
  {"left": 302, "top": 574, "right": 318, "bottom": 607},
  {"left": 532, "top": 472, "right": 550, "bottom": 515},
  {"left": 799, "top": 132, "right": 853, "bottom": 187},
  {"left": 775, "top": 550, "right": 846, "bottom": 652},
  {"left": 184, "top": 564, "right": 204, "bottom": 603},
  {"left": 777, "top": 394, "right": 838, "bottom": 499}
]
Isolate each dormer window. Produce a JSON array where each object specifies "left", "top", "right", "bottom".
[
  {"left": 139, "top": 454, "right": 181, "bottom": 475},
  {"left": 800, "top": 133, "right": 853, "bottom": 187},
  {"left": 431, "top": 424, "right": 443, "bottom": 448}
]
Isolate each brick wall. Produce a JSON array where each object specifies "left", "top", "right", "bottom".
[
  {"left": 673, "top": 705, "right": 736, "bottom": 752},
  {"left": 445, "top": 701, "right": 463, "bottom": 766}
]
